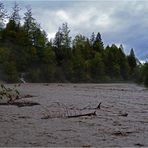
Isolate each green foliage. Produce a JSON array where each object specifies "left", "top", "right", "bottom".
[
  {"left": 144, "top": 73, "right": 148, "bottom": 87},
  {"left": 93, "top": 32, "right": 104, "bottom": 53},
  {"left": 142, "top": 63, "right": 148, "bottom": 87},
  {"left": 103, "top": 44, "right": 131, "bottom": 80},
  {"left": 3, "top": 61, "right": 19, "bottom": 83},
  {"left": 9, "top": 2, "right": 21, "bottom": 25},
  {"left": 0, "top": 47, "right": 10, "bottom": 63},
  {"left": 133, "top": 62, "right": 148, "bottom": 87},
  {"left": 54, "top": 23, "right": 72, "bottom": 65},
  {"left": 71, "top": 54, "right": 85, "bottom": 82},
  {"left": 0, "top": 2, "right": 145, "bottom": 85},
  {"left": 41, "top": 64, "right": 56, "bottom": 82},
  {"left": 127, "top": 48, "right": 137, "bottom": 74},
  {"left": 41, "top": 46, "right": 55, "bottom": 64},
  {"left": 0, "top": 84, "right": 20, "bottom": 103},
  {"left": 134, "top": 65, "right": 143, "bottom": 84},
  {"left": 91, "top": 52, "right": 105, "bottom": 81},
  {"left": 27, "top": 68, "right": 41, "bottom": 82}
]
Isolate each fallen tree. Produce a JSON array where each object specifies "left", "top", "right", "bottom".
[
  {"left": 67, "top": 111, "right": 97, "bottom": 118},
  {"left": 41, "top": 102, "right": 102, "bottom": 119},
  {"left": 0, "top": 84, "right": 40, "bottom": 107},
  {"left": 0, "top": 84, "right": 20, "bottom": 103},
  {"left": 0, "top": 102, "right": 40, "bottom": 107}
]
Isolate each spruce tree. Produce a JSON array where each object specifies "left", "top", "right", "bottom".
[
  {"left": 10, "top": 2, "right": 21, "bottom": 25},
  {"left": 93, "top": 32, "right": 104, "bottom": 52},
  {"left": 53, "top": 22, "right": 71, "bottom": 64},
  {"left": 127, "top": 48, "right": 137, "bottom": 73}
]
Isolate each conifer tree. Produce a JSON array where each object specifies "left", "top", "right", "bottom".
[
  {"left": 93, "top": 32, "right": 104, "bottom": 52},
  {"left": 0, "top": 2, "right": 7, "bottom": 29},
  {"left": 24, "top": 7, "right": 35, "bottom": 33},
  {"left": 127, "top": 48, "right": 137, "bottom": 73},
  {"left": 9, "top": 2, "right": 21, "bottom": 25},
  {"left": 90, "top": 32, "right": 95, "bottom": 46},
  {"left": 53, "top": 22, "right": 71, "bottom": 64}
]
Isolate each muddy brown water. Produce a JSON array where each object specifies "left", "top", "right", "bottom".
[{"left": 0, "top": 83, "right": 148, "bottom": 147}]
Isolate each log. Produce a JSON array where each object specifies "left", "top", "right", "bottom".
[
  {"left": 67, "top": 111, "right": 96, "bottom": 118},
  {"left": 0, "top": 102, "right": 40, "bottom": 107},
  {"left": 119, "top": 113, "right": 128, "bottom": 117}
]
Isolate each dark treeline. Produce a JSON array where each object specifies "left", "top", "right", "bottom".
[{"left": 0, "top": 2, "right": 148, "bottom": 86}]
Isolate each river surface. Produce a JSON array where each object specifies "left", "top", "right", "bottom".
[{"left": 0, "top": 83, "right": 148, "bottom": 147}]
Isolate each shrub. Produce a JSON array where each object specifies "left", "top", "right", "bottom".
[{"left": 0, "top": 84, "right": 20, "bottom": 103}]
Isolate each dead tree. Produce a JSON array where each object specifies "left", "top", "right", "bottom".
[{"left": 67, "top": 111, "right": 96, "bottom": 118}]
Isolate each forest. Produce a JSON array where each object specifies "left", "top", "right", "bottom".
[{"left": 0, "top": 2, "right": 148, "bottom": 86}]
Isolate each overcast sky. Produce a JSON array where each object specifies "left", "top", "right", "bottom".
[{"left": 2, "top": 0, "right": 148, "bottom": 61}]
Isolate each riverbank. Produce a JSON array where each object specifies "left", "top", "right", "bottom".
[{"left": 0, "top": 83, "right": 148, "bottom": 147}]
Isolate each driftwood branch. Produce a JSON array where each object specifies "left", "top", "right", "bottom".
[
  {"left": 96, "top": 102, "right": 101, "bottom": 109},
  {"left": 67, "top": 111, "right": 96, "bottom": 118},
  {"left": 41, "top": 102, "right": 102, "bottom": 119},
  {"left": 0, "top": 102, "right": 40, "bottom": 107}
]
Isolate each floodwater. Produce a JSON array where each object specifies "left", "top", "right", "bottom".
[{"left": 0, "top": 83, "right": 148, "bottom": 147}]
